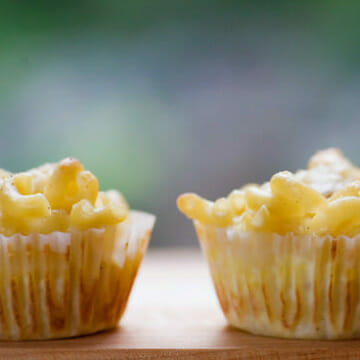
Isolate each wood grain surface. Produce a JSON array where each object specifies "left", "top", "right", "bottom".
[{"left": 0, "top": 250, "right": 360, "bottom": 359}]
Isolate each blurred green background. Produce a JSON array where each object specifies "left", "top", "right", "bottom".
[{"left": 1, "top": 1, "right": 360, "bottom": 246}]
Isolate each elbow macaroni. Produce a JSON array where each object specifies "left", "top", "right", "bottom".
[
  {"left": 0, "top": 158, "right": 128, "bottom": 235},
  {"left": 177, "top": 148, "right": 360, "bottom": 236}
]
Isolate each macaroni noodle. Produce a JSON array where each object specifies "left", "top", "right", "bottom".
[
  {"left": 177, "top": 148, "right": 360, "bottom": 236},
  {"left": 0, "top": 158, "right": 128, "bottom": 235}
]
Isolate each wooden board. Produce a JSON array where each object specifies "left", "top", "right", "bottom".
[{"left": 1, "top": 250, "right": 360, "bottom": 359}]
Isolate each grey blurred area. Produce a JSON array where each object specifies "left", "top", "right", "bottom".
[{"left": 1, "top": 1, "right": 360, "bottom": 246}]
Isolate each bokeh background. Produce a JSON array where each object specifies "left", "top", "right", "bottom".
[{"left": 1, "top": 1, "right": 360, "bottom": 247}]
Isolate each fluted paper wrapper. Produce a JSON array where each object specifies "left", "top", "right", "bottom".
[
  {"left": 194, "top": 221, "right": 360, "bottom": 339},
  {"left": 0, "top": 211, "right": 155, "bottom": 340}
]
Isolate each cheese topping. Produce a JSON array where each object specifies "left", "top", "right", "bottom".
[
  {"left": 0, "top": 158, "right": 128, "bottom": 235},
  {"left": 178, "top": 148, "right": 360, "bottom": 237}
]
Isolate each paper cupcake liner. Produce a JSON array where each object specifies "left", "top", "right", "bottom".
[
  {"left": 0, "top": 210, "right": 155, "bottom": 340},
  {"left": 194, "top": 221, "right": 360, "bottom": 339}
]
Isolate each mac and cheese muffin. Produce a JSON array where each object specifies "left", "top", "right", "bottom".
[
  {"left": 178, "top": 148, "right": 360, "bottom": 339},
  {"left": 0, "top": 158, "right": 155, "bottom": 340}
]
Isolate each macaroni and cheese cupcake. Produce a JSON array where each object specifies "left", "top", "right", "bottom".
[
  {"left": 178, "top": 148, "right": 360, "bottom": 339},
  {"left": 0, "top": 158, "right": 155, "bottom": 340}
]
